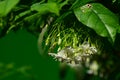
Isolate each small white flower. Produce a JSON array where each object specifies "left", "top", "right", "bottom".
[
  {"left": 87, "top": 61, "right": 99, "bottom": 75},
  {"left": 48, "top": 41, "right": 98, "bottom": 68}
]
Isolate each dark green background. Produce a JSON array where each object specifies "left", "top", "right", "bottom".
[{"left": 0, "top": 29, "right": 64, "bottom": 80}]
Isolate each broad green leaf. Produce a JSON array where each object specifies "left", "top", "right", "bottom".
[
  {"left": 74, "top": 3, "right": 119, "bottom": 43},
  {"left": 31, "top": 2, "right": 60, "bottom": 16},
  {"left": 0, "top": 0, "right": 19, "bottom": 17}
]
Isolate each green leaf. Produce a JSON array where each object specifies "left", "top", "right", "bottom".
[
  {"left": 70, "top": 0, "right": 94, "bottom": 9},
  {"left": 47, "top": 0, "right": 58, "bottom": 2},
  {"left": 0, "top": 0, "right": 19, "bottom": 17},
  {"left": 31, "top": 2, "right": 60, "bottom": 16},
  {"left": 118, "top": 25, "right": 120, "bottom": 33},
  {"left": 14, "top": 10, "right": 31, "bottom": 21},
  {"left": 74, "top": 3, "right": 119, "bottom": 43}
]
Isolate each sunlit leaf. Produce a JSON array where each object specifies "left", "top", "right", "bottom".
[
  {"left": 31, "top": 2, "right": 60, "bottom": 15},
  {"left": 74, "top": 3, "right": 119, "bottom": 43},
  {"left": 0, "top": 0, "right": 19, "bottom": 17}
]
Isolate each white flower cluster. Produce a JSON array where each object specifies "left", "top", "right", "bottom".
[{"left": 48, "top": 42, "right": 97, "bottom": 67}]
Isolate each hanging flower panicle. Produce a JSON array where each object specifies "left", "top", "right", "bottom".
[{"left": 48, "top": 41, "right": 97, "bottom": 67}]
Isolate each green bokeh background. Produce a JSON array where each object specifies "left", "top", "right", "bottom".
[{"left": 0, "top": 29, "right": 65, "bottom": 80}]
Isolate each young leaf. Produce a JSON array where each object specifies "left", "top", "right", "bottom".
[
  {"left": 74, "top": 3, "right": 119, "bottom": 43},
  {"left": 0, "top": 0, "right": 19, "bottom": 17},
  {"left": 31, "top": 2, "right": 60, "bottom": 16}
]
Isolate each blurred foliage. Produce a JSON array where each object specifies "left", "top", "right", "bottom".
[
  {"left": 0, "top": 30, "right": 61, "bottom": 80},
  {"left": 0, "top": 0, "right": 120, "bottom": 80}
]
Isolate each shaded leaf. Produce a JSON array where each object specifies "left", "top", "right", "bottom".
[
  {"left": 74, "top": 3, "right": 119, "bottom": 43},
  {"left": 0, "top": 0, "right": 19, "bottom": 17},
  {"left": 14, "top": 10, "right": 31, "bottom": 21}
]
